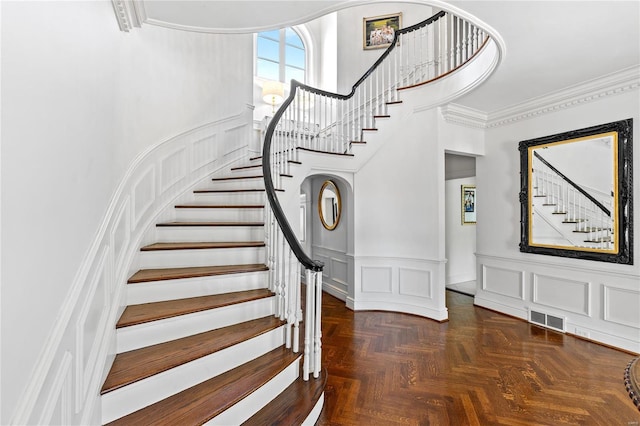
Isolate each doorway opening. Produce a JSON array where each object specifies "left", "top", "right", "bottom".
[{"left": 444, "top": 153, "right": 477, "bottom": 297}]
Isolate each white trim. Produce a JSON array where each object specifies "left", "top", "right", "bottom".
[
  {"left": 116, "top": 0, "right": 507, "bottom": 68},
  {"left": 487, "top": 65, "right": 640, "bottom": 128},
  {"left": 440, "top": 104, "right": 488, "bottom": 128},
  {"left": 475, "top": 252, "right": 639, "bottom": 279}
]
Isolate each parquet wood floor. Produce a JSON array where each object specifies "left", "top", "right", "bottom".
[{"left": 318, "top": 291, "right": 640, "bottom": 425}]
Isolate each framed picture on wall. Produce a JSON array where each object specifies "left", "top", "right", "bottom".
[
  {"left": 462, "top": 185, "right": 476, "bottom": 224},
  {"left": 363, "top": 13, "right": 402, "bottom": 50}
]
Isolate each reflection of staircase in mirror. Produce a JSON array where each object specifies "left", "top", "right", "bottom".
[{"left": 532, "top": 153, "right": 614, "bottom": 250}]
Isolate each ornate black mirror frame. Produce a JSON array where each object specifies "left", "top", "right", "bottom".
[{"left": 519, "top": 118, "right": 633, "bottom": 264}]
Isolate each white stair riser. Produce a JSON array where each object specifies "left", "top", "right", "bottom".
[
  {"left": 191, "top": 191, "right": 266, "bottom": 205},
  {"left": 207, "top": 178, "right": 265, "bottom": 190},
  {"left": 173, "top": 207, "right": 264, "bottom": 222},
  {"left": 138, "top": 247, "right": 265, "bottom": 269},
  {"left": 205, "top": 357, "right": 300, "bottom": 426},
  {"left": 155, "top": 226, "right": 265, "bottom": 242},
  {"left": 127, "top": 271, "right": 269, "bottom": 304},
  {"left": 303, "top": 393, "right": 325, "bottom": 426},
  {"left": 102, "top": 327, "right": 285, "bottom": 424},
  {"left": 117, "top": 297, "right": 275, "bottom": 353}
]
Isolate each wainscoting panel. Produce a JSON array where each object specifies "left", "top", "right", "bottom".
[
  {"left": 160, "top": 146, "right": 187, "bottom": 193},
  {"left": 352, "top": 256, "right": 447, "bottom": 321},
  {"left": 12, "top": 107, "right": 255, "bottom": 425},
  {"left": 111, "top": 198, "right": 131, "bottom": 274},
  {"left": 74, "top": 248, "right": 110, "bottom": 412},
  {"left": 361, "top": 266, "right": 393, "bottom": 294},
  {"left": 475, "top": 253, "right": 640, "bottom": 354},
  {"left": 481, "top": 265, "right": 525, "bottom": 300},
  {"left": 38, "top": 352, "right": 73, "bottom": 426},
  {"left": 533, "top": 274, "right": 590, "bottom": 316},
  {"left": 331, "top": 257, "right": 348, "bottom": 288},
  {"left": 223, "top": 124, "right": 248, "bottom": 157},
  {"left": 312, "top": 245, "right": 350, "bottom": 300},
  {"left": 399, "top": 268, "right": 432, "bottom": 299},
  {"left": 132, "top": 166, "right": 156, "bottom": 230},
  {"left": 603, "top": 285, "right": 640, "bottom": 329}
]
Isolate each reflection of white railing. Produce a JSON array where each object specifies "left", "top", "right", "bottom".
[
  {"left": 532, "top": 156, "right": 613, "bottom": 249},
  {"left": 262, "top": 10, "right": 491, "bottom": 382}
]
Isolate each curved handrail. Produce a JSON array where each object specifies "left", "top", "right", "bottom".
[{"left": 263, "top": 10, "right": 453, "bottom": 272}]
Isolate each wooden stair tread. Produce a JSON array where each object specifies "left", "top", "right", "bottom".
[
  {"left": 116, "top": 288, "right": 273, "bottom": 328},
  {"left": 297, "top": 147, "right": 354, "bottom": 157},
  {"left": 174, "top": 204, "right": 264, "bottom": 209},
  {"left": 128, "top": 263, "right": 268, "bottom": 283},
  {"left": 211, "top": 175, "right": 263, "bottom": 181},
  {"left": 141, "top": 241, "right": 265, "bottom": 251},
  {"left": 194, "top": 188, "right": 265, "bottom": 193},
  {"left": 243, "top": 369, "right": 327, "bottom": 425},
  {"left": 156, "top": 221, "right": 264, "bottom": 227},
  {"left": 231, "top": 164, "right": 262, "bottom": 171},
  {"left": 101, "top": 316, "right": 284, "bottom": 395},
  {"left": 105, "top": 347, "right": 301, "bottom": 426}
]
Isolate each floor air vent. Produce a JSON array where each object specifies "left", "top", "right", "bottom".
[{"left": 529, "top": 309, "right": 566, "bottom": 332}]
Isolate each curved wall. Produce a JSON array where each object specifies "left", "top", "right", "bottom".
[{"left": 1, "top": 1, "right": 252, "bottom": 423}]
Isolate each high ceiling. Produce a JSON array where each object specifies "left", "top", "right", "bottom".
[{"left": 133, "top": 0, "right": 640, "bottom": 115}]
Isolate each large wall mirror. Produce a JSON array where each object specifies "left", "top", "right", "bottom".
[
  {"left": 519, "top": 118, "right": 633, "bottom": 264},
  {"left": 319, "top": 180, "right": 342, "bottom": 231}
]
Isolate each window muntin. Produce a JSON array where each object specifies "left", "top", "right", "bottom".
[{"left": 257, "top": 28, "right": 305, "bottom": 83}]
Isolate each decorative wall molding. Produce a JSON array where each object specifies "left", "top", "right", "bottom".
[
  {"left": 481, "top": 264, "right": 525, "bottom": 300},
  {"left": 532, "top": 274, "right": 590, "bottom": 317},
  {"left": 486, "top": 65, "right": 640, "bottom": 128},
  {"left": 11, "top": 107, "right": 254, "bottom": 425},
  {"left": 476, "top": 252, "right": 640, "bottom": 279},
  {"left": 603, "top": 285, "right": 640, "bottom": 329},
  {"left": 354, "top": 256, "right": 447, "bottom": 321},
  {"left": 442, "top": 65, "right": 640, "bottom": 129},
  {"left": 476, "top": 253, "right": 640, "bottom": 353},
  {"left": 110, "top": 0, "right": 142, "bottom": 32},
  {"left": 440, "top": 104, "right": 488, "bottom": 129}
]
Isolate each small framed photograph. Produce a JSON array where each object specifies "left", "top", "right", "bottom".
[
  {"left": 462, "top": 185, "right": 476, "bottom": 224},
  {"left": 363, "top": 13, "right": 402, "bottom": 50}
]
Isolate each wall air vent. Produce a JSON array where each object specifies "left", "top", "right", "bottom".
[{"left": 528, "top": 309, "right": 566, "bottom": 333}]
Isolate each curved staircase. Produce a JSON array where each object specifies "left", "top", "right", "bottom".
[
  {"left": 100, "top": 158, "right": 323, "bottom": 425},
  {"left": 98, "top": 9, "right": 499, "bottom": 424}
]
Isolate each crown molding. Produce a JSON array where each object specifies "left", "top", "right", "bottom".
[
  {"left": 111, "top": 0, "right": 142, "bottom": 32},
  {"left": 486, "top": 65, "right": 640, "bottom": 128},
  {"left": 440, "top": 104, "right": 488, "bottom": 128}
]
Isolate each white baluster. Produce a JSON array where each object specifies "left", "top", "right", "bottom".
[
  {"left": 313, "top": 269, "right": 323, "bottom": 378},
  {"left": 293, "top": 261, "right": 301, "bottom": 353},
  {"left": 303, "top": 269, "right": 314, "bottom": 381}
]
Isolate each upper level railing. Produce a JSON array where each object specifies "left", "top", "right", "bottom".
[{"left": 261, "top": 10, "right": 490, "bottom": 381}]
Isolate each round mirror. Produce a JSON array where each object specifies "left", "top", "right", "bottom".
[{"left": 318, "top": 180, "right": 342, "bottom": 231}]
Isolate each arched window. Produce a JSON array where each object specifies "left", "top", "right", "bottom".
[{"left": 256, "top": 28, "right": 306, "bottom": 83}]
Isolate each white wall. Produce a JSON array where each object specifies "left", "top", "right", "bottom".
[
  {"left": 336, "top": 2, "right": 433, "bottom": 94},
  {"left": 352, "top": 106, "right": 448, "bottom": 319},
  {"left": 445, "top": 176, "right": 477, "bottom": 285},
  {"left": 475, "top": 88, "right": 640, "bottom": 353},
  {"left": 1, "top": 1, "right": 252, "bottom": 423}
]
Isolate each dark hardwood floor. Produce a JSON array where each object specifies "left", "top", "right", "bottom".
[{"left": 317, "top": 290, "right": 640, "bottom": 425}]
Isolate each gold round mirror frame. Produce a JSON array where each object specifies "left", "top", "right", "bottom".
[{"left": 318, "top": 180, "right": 342, "bottom": 231}]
